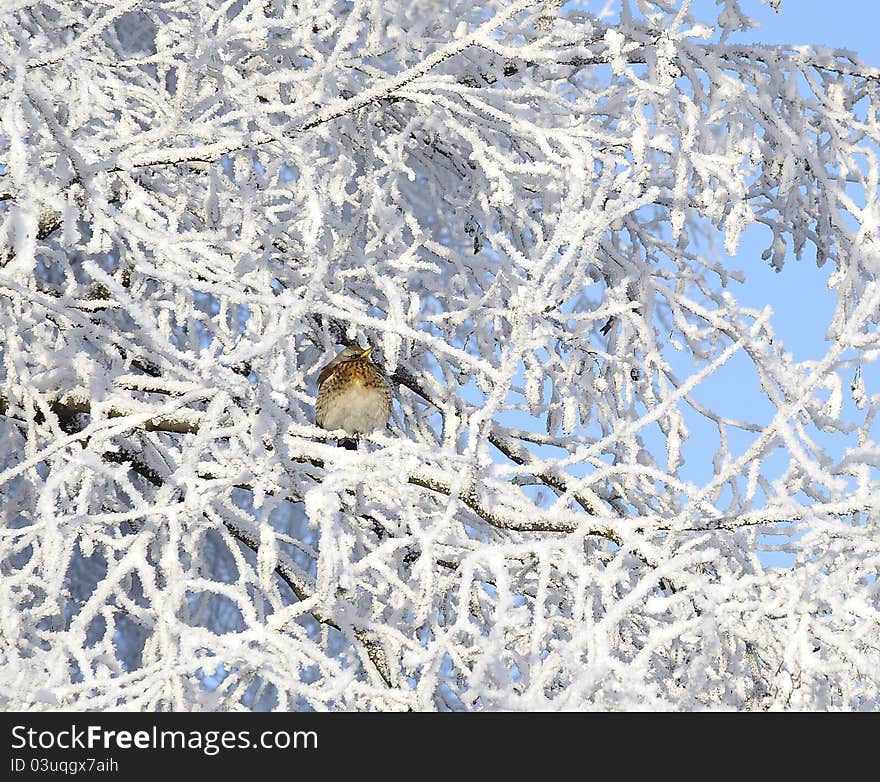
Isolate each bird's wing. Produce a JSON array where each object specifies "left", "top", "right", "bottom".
[{"left": 317, "top": 362, "right": 339, "bottom": 387}]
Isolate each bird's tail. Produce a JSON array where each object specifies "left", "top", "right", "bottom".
[{"left": 337, "top": 437, "right": 357, "bottom": 450}]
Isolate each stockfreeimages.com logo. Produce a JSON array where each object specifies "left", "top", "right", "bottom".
[{"left": 10, "top": 724, "right": 317, "bottom": 756}]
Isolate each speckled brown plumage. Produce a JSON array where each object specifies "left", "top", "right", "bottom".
[{"left": 315, "top": 346, "right": 392, "bottom": 449}]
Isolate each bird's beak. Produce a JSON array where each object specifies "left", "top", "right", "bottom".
[{"left": 360, "top": 347, "right": 373, "bottom": 358}]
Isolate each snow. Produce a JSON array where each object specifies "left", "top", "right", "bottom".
[{"left": 0, "top": 0, "right": 879, "bottom": 712}]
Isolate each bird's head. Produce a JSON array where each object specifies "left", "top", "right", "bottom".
[
  {"left": 341, "top": 345, "right": 372, "bottom": 361},
  {"left": 317, "top": 345, "right": 374, "bottom": 386}
]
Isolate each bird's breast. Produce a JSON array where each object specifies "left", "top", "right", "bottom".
[{"left": 317, "top": 384, "right": 390, "bottom": 434}]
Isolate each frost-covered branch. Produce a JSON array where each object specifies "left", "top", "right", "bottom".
[{"left": 2, "top": 0, "right": 879, "bottom": 711}]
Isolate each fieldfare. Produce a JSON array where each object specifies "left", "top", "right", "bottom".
[{"left": 315, "top": 345, "right": 392, "bottom": 449}]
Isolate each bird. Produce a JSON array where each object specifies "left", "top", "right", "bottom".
[{"left": 315, "top": 345, "right": 392, "bottom": 450}]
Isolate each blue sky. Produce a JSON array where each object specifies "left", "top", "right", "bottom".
[
  {"left": 684, "top": 0, "right": 879, "bottom": 439},
  {"left": 493, "top": 2, "right": 880, "bottom": 556},
  {"left": 665, "top": 2, "right": 880, "bottom": 562},
  {"left": 709, "top": 0, "right": 880, "bottom": 62}
]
